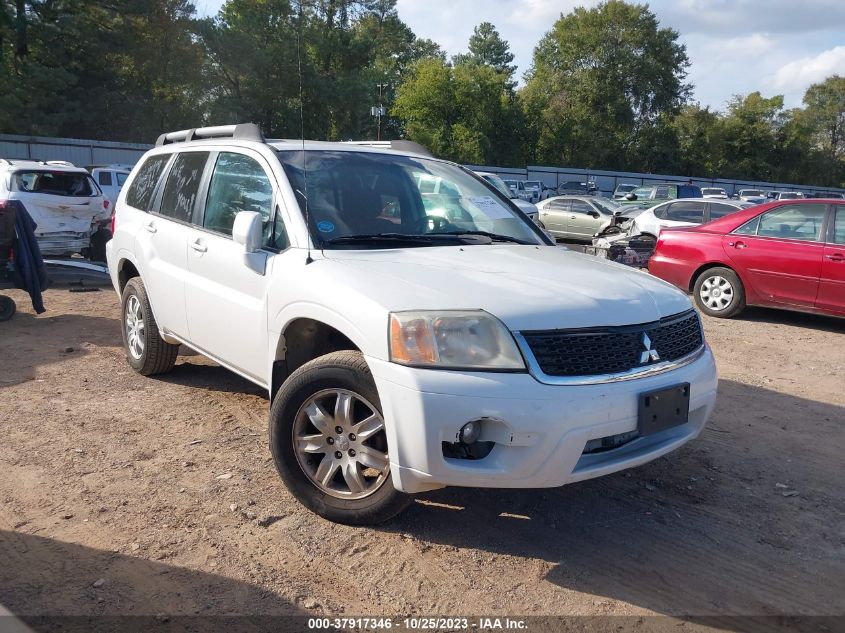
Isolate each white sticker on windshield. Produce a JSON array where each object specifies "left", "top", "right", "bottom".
[{"left": 468, "top": 196, "right": 512, "bottom": 219}]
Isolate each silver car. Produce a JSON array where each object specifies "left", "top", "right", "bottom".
[{"left": 537, "top": 195, "right": 621, "bottom": 240}]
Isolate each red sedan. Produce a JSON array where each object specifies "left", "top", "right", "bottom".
[{"left": 649, "top": 199, "right": 844, "bottom": 319}]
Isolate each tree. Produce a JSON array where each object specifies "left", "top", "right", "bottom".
[
  {"left": 671, "top": 104, "right": 725, "bottom": 177},
  {"left": 453, "top": 22, "right": 515, "bottom": 84},
  {"left": 802, "top": 76, "right": 845, "bottom": 163},
  {"left": 392, "top": 57, "right": 521, "bottom": 164},
  {"left": 521, "top": 0, "right": 690, "bottom": 170},
  {"left": 720, "top": 92, "right": 786, "bottom": 181}
]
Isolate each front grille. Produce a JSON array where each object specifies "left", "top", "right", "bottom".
[{"left": 520, "top": 311, "right": 703, "bottom": 377}]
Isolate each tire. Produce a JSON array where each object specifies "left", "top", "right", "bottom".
[
  {"left": 269, "top": 350, "right": 412, "bottom": 525},
  {"left": 693, "top": 266, "right": 746, "bottom": 318},
  {"left": 89, "top": 227, "right": 111, "bottom": 263},
  {"left": 121, "top": 277, "right": 179, "bottom": 375},
  {"left": 0, "top": 295, "right": 16, "bottom": 322}
]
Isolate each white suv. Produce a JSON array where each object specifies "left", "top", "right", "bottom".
[
  {"left": 106, "top": 124, "right": 717, "bottom": 525},
  {"left": 0, "top": 159, "right": 111, "bottom": 258}
]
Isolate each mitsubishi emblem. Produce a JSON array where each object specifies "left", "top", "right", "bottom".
[{"left": 640, "top": 332, "right": 660, "bottom": 364}]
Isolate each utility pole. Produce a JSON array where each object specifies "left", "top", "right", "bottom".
[{"left": 371, "top": 83, "right": 388, "bottom": 141}]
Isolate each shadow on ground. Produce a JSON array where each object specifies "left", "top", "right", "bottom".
[
  {"left": 0, "top": 530, "right": 305, "bottom": 633},
  {"left": 386, "top": 380, "right": 845, "bottom": 627}
]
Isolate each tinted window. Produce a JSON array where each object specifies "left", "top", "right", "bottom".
[
  {"left": 159, "top": 152, "right": 209, "bottom": 222},
  {"left": 709, "top": 202, "right": 741, "bottom": 220},
  {"left": 13, "top": 171, "right": 97, "bottom": 197},
  {"left": 546, "top": 200, "right": 570, "bottom": 211},
  {"left": 758, "top": 204, "right": 826, "bottom": 241},
  {"left": 570, "top": 201, "right": 593, "bottom": 214},
  {"left": 204, "top": 152, "right": 274, "bottom": 239},
  {"left": 126, "top": 155, "right": 171, "bottom": 211},
  {"left": 98, "top": 171, "right": 113, "bottom": 186},
  {"left": 734, "top": 216, "right": 760, "bottom": 235},
  {"left": 116, "top": 172, "right": 129, "bottom": 186},
  {"left": 665, "top": 201, "right": 705, "bottom": 223},
  {"left": 653, "top": 203, "right": 670, "bottom": 220},
  {"left": 833, "top": 206, "right": 845, "bottom": 245},
  {"left": 655, "top": 185, "right": 670, "bottom": 198}
]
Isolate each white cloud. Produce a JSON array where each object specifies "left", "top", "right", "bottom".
[{"left": 773, "top": 46, "right": 845, "bottom": 94}]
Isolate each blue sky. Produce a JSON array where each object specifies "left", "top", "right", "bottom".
[{"left": 195, "top": 0, "right": 845, "bottom": 111}]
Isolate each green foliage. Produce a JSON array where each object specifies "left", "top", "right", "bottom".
[
  {"left": 0, "top": 0, "right": 842, "bottom": 187},
  {"left": 522, "top": 0, "right": 690, "bottom": 170}
]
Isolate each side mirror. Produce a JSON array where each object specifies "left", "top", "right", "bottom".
[
  {"left": 613, "top": 209, "right": 623, "bottom": 216},
  {"left": 625, "top": 193, "right": 637, "bottom": 201},
  {"left": 232, "top": 211, "right": 266, "bottom": 274},
  {"left": 588, "top": 210, "right": 600, "bottom": 218}
]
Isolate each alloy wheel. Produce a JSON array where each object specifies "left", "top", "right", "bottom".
[
  {"left": 292, "top": 389, "right": 390, "bottom": 500},
  {"left": 125, "top": 294, "right": 145, "bottom": 360}
]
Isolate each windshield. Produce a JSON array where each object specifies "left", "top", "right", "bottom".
[
  {"left": 480, "top": 174, "right": 516, "bottom": 199},
  {"left": 631, "top": 187, "right": 653, "bottom": 197},
  {"left": 591, "top": 198, "right": 621, "bottom": 214},
  {"left": 12, "top": 170, "right": 98, "bottom": 197},
  {"left": 779, "top": 192, "right": 801, "bottom": 199},
  {"left": 740, "top": 190, "right": 764, "bottom": 196},
  {"left": 701, "top": 188, "right": 724, "bottom": 195},
  {"left": 525, "top": 181, "right": 541, "bottom": 189},
  {"left": 277, "top": 150, "right": 544, "bottom": 248},
  {"left": 616, "top": 184, "right": 636, "bottom": 192}
]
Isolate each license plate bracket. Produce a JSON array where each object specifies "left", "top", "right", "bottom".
[{"left": 638, "top": 383, "right": 690, "bottom": 436}]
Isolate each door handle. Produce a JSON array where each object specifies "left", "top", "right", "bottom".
[
  {"left": 144, "top": 221, "right": 157, "bottom": 234},
  {"left": 190, "top": 240, "right": 207, "bottom": 253},
  {"left": 728, "top": 240, "right": 747, "bottom": 249},
  {"left": 826, "top": 253, "right": 845, "bottom": 262}
]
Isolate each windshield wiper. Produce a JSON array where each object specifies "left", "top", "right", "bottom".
[
  {"left": 430, "top": 230, "right": 533, "bottom": 245},
  {"left": 325, "top": 233, "right": 449, "bottom": 246}
]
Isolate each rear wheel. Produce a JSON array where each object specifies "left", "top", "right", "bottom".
[
  {"left": 693, "top": 267, "right": 746, "bottom": 318},
  {"left": 0, "top": 295, "right": 16, "bottom": 321},
  {"left": 121, "top": 277, "right": 179, "bottom": 375},
  {"left": 269, "top": 350, "right": 412, "bottom": 525}
]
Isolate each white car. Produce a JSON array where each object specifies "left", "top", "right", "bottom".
[
  {"left": 475, "top": 172, "right": 540, "bottom": 225},
  {"left": 106, "top": 124, "right": 717, "bottom": 525},
  {"left": 0, "top": 158, "right": 111, "bottom": 258},
  {"left": 631, "top": 199, "right": 753, "bottom": 239},
  {"left": 502, "top": 179, "right": 533, "bottom": 202},
  {"left": 700, "top": 187, "right": 727, "bottom": 199},
  {"left": 736, "top": 189, "right": 766, "bottom": 204},
  {"left": 91, "top": 165, "right": 133, "bottom": 208}
]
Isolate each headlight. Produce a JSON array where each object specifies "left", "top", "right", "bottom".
[{"left": 389, "top": 310, "right": 525, "bottom": 370}]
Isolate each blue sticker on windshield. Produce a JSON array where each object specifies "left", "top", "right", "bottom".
[{"left": 317, "top": 221, "right": 335, "bottom": 233}]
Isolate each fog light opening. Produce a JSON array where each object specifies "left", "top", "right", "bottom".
[{"left": 459, "top": 420, "right": 482, "bottom": 445}]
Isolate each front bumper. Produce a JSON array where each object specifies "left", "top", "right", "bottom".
[{"left": 368, "top": 345, "right": 717, "bottom": 493}]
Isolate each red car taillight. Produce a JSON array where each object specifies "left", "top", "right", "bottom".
[{"left": 103, "top": 199, "right": 110, "bottom": 210}]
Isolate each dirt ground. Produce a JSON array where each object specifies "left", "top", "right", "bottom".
[{"left": 1, "top": 284, "right": 843, "bottom": 631}]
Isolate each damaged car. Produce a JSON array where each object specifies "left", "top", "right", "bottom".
[{"left": 0, "top": 159, "right": 112, "bottom": 261}]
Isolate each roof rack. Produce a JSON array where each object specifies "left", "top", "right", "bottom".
[
  {"left": 344, "top": 140, "right": 434, "bottom": 157},
  {"left": 155, "top": 123, "right": 265, "bottom": 147}
]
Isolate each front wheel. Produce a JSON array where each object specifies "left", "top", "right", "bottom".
[
  {"left": 693, "top": 267, "right": 746, "bottom": 318},
  {"left": 269, "top": 350, "right": 412, "bottom": 525}
]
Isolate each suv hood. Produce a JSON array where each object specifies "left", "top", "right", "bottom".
[{"left": 319, "top": 246, "right": 691, "bottom": 331}]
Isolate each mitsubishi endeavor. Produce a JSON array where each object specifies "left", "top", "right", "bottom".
[{"left": 106, "top": 124, "right": 718, "bottom": 525}]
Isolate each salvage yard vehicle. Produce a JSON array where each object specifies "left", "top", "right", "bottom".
[
  {"left": 701, "top": 187, "right": 727, "bottom": 199},
  {"left": 631, "top": 199, "right": 753, "bottom": 241},
  {"left": 613, "top": 183, "right": 638, "bottom": 199},
  {"left": 650, "top": 200, "right": 845, "bottom": 319},
  {"left": 107, "top": 124, "right": 718, "bottom": 525},
  {"left": 536, "top": 195, "right": 621, "bottom": 240},
  {"left": 619, "top": 182, "right": 702, "bottom": 210},
  {"left": 474, "top": 171, "right": 541, "bottom": 225},
  {"left": 736, "top": 189, "right": 767, "bottom": 204},
  {"left": 90, "top": 164, "right": 133, "bottom": 208},
  {"left": 0, "top": 159, "right": 112, "bottom": 261}
]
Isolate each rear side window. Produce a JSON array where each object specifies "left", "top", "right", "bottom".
[
  {"left": 709, "top": 202, "right": 740, "bottom": 220},
  {"left": 758, "top": 204, "right": 826, "bottom": 241},
  {"left": 665, "top": 201, "right": 705, "bottom": 223},
  {"left": 159, "top": 152, "right": 209, "bottom": 223},
  {"left": 13, "top": 171, "right": 97, "bottom": 197},
  {"left": 98, "top": 171, "right": 113, "bottom": 186},
  {"left": 570, "top": 200, "right": 593, "bottom": 214},
  {"left": 117, "top": 172, "right": 129, "bottom": 186},
  {"left": 126, "top": 155, "right": 171, "bottom": 211},
  {"left": 204, "top": 152, "right": 273, "bottom": 238}
]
